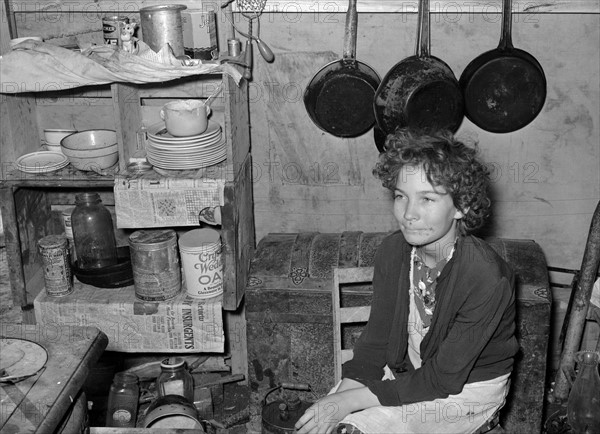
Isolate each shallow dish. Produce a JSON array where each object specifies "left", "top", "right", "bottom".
[
  {"left": 60, "top": 129, "right": 117, "bottom": 151},
  {"left": 15, "top": 151, "right": 69, "bottom": 173},
  {"left": 73, "top": 246, "right": 133, "bottom": 288}
]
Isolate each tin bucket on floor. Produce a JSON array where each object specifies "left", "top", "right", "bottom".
[
  {"left": 178, "top": 228, "right": 223, "bottom": 299},
  {"left": 129, "top": 229, "right": 181, "bottom": 301}
]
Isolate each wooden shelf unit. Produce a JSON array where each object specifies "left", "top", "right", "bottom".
[{"left": 1, "top": 1, "right": 255, "bottom": 378}]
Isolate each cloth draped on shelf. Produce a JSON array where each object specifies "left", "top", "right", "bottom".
[{"left": 0, "top": 40, "right": 242, "bottom": 93}]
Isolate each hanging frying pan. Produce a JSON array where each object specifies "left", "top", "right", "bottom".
[
  {"left": 373, "top": 0, "right": 464, "bottom": 135},
  {"left": 374, "top": 125, "right": 387, "bottom": 153},
  {"left": 459, "top": 0, "right": 546, "bottom": 133},
  {"left": 304, "top": 0, "right": 381, "bottom": 138}
]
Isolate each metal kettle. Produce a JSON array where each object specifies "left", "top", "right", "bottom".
[{"left": 261, "top": 383, "right": 313, "bottom": 434}]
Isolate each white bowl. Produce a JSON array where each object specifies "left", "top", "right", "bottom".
[
  {"left": 61, "top": 143, "right": 117, "bottom": 159},
  {"left": 44, "top": 129, "right": 77, "bottom": 145},
  {"left": 60, "top": 130, "right": 119, "bottom": 171},
  {"left": 60, "top": 129, "right": 117, "bottom": 151},
  {"left": 63, "top": 149, "right": 119, "bottom": 171}
]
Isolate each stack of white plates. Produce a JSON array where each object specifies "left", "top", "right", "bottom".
[
  {"left": 15, "top": 151, "right": 69, "bottom": 173},
  {"left": 146, "top": 121, "right": 226, "bottom": 170}
]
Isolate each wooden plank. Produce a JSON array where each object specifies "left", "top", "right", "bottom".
[
  {"left": 137, "top": 75, "right": 222, "bottom": 98},
  {"left": 2, "top": 167, "right": 116, "bottom": 186},
  {"left": 112, "top": 83, "right": 143, "bottom": 170},
  {"left": 9, "top": 0, "right": 600, "bottom": 14},
  {"left": 223, "top": 75, "right": 249, "bottom": 180},
  {"left": 90, "top": 429, "right": 204, "bottom": 433},
  {"left": 339, "top": 305, "right": 371, "bottom": 323},
  {"left": 221, "top": 154, "right": 254, "bottom": 311},
  {"left": 224, "top": 305, "right": 248, "bottom": 384},
  {"left": 0, "top": 95, "right": 39, "bottom": 175},
  {"left": 0, "top": 185, "right": 27, "bottom": 307},
  {"left": 0, "top": 0, "right": 14, "bottom": 53},
  {"left": 14, "top": 187, "right": 51, "bottom": 305}
]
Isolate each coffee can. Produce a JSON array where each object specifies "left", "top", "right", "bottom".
[
  {"left": 129, "top": 229, "right": 181, "bottom": 301},
  {"left": 103, "top": 15, "right": 129, "bottom": 46},
  {"left": 38, "top": 235, "right": 73, "bottom": 297}
]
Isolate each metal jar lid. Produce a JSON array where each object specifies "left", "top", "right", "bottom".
[
  {"left": 38, "top": 234, "right": 68, "bottom": 249},
  {"left": 160, "top": 357, "right": 186, "bottom": 370},
  {"left": 129, "top": 229, "right": 177, "bottom": 250},
  {"left": 127, "top": 161, "right": 153, "bottom": 175}
]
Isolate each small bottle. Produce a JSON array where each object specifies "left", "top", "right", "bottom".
[
  {"left": 106, "top": 372, "right": 139, "bottom": 428},
  {"left": 71, "top": 192, "right": 118, "bottom": 270},
  {"left": 156, "top": 357, "right": 194, "bottom": 403}
]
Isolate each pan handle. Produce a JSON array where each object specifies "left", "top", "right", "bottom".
[
  {"left": 498, "top": 0, "right": 515, "bottom": 50},
  {"left": 342, "top": 0, "right": 357, "bottom": 61},
  {"left": 416, "top": 0, "right": 430, "bottom": 58}
]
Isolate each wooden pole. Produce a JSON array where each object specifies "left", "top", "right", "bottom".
[{"left": 552, "top": 200, "right": 600, "bottom": 401}]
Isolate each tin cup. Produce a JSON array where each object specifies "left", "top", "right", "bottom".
[{"left": 103, "top": 15, "right": 129, "bottom": 46}]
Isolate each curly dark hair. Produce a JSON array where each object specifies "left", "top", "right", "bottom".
[{"left": 373, "top": 129, "right": 491, "bottom": 234}]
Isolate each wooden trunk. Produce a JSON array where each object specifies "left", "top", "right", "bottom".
[{"left": 245, "top": 232, "right": 552, "bottom": 433}]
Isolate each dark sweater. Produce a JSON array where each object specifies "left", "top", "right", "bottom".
[{"left": 342, "top": 231, "right": 519, "bottom": 406}]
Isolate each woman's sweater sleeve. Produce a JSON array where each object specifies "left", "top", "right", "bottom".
[
  {"left": 341, "top": 237, "right": 400, "bottom": 381},
  {"left": 363, "top": 273, "right": 515, "bottom": 406}
]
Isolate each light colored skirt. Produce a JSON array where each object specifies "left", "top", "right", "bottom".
[{"left": 331, "top": 368, "right": 510, "bottom": 434}]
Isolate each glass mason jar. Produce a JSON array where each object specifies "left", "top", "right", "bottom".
[
  {"left": 106, "top": 372, "right": 140, "bottom": 428},
  {"left": 156, "top": 357, "right": 194, "bottom": 403},
  {"left": 71, "top": 192, "right": 118, "bottom": 270}
]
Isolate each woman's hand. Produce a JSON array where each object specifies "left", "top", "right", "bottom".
[
  {"left": 295, "top": 393, "right": 351, "bottom": 434},
  {"left": 295, "top": 385, "right": 380, "bottom": 433},
  {"left": 335, "top": 377, "right": 364, "bottom": 393}
]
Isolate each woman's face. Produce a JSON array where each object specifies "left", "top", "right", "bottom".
[{"left": 393, "top": 165, "right": 464, "bottom": 250}]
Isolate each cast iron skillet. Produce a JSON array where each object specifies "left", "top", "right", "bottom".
[
  {"left": 459, "top": 0, "right": 546, "bottom": 133},
  {"left": 373, "top": 0, "right": 464, "bottom": 135},
  {"left": 304, "top": 0, "right": 381, "bottom": 138}
]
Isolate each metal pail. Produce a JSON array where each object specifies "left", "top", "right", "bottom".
[{"left": 139, "top": 4, "right": 187, "bottom": 57}]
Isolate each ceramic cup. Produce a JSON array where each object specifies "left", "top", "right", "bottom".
[
  {"left": 159, "top": 100, "right": 211, "bottom": 137},
  {"left": 44, "top": 128, "right": 77, "bottom": 146}
]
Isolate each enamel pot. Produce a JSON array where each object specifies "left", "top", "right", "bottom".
[
  {"left": 373, "top": 0, "right": 464, "bottom": 135},
  {"left": 303, "top": 0, "right": 381, "bottom": 138},
  {"left": 459, "top": 0, "right": 546, "bottom": 133}
]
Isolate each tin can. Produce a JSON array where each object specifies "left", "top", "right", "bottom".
[
  {"left": 103, "top": 15, "right": 129, "bottom": 46},
  {"left": 227, "top": 38, "right": 242, "bottom": 57},
  {"left": 129, "top": 229, "right": 181, "bottom": 301},
  {"left": 38, "top": 235, "right": 73, "bottom": 297}
]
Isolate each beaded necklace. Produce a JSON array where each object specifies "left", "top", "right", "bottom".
[{"left": 411, "top": 242, "right": 456, "bottom": 328}]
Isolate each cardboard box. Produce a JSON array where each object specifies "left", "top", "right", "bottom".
[{"left": 182, "top": 11, "right": 218, "bottom": 60}]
